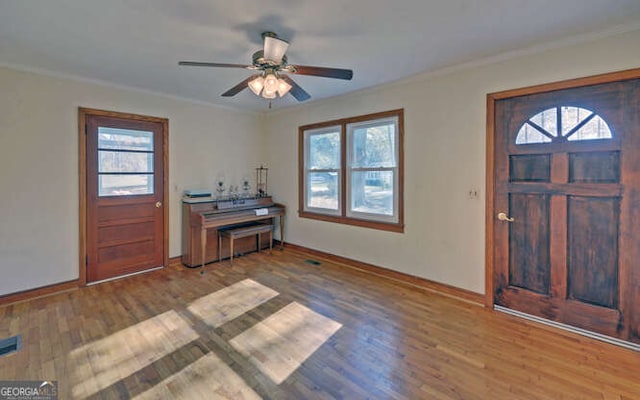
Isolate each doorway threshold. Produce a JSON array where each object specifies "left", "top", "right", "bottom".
[
  {"left": 494, "top": 305, "right": 640, "bottom": 352},
  {"left": 87, "top": 266, "right": 165, "bottom": 286}
]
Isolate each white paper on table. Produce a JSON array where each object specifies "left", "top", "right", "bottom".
[{"left": 255, "top": 208, "right": 269, "bottom": 216}]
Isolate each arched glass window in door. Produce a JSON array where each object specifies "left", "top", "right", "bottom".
[{"left": 516, "top": 106, "right": 612, "bottom": 144}]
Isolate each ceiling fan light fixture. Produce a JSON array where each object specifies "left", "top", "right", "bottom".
[
  {"left": 262, "top": 89, "right": 277, "bottom": 99},
  {"left": 276, "top": 78, "right": 292, "bottom": 97},
  {"left": 248, "top": 76, "right": 265, "bottom": 96},
  {"left": 263, "top": 35, "right": 289, "bottom": 64},
  {"left": 263, "top": 73, "right": 279, "bottom": 93}
]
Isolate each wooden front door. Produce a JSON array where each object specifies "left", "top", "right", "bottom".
[
  {"left": 491, "top": 77, "right": 640, "bottom": 344},
  {"left": 81, "top": 109, "right": 168, "bottom": 283}
]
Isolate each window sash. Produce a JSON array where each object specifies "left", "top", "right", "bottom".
[
  {"left": 346, "top": 167, "right": 398, "bottom": 223},
  {"left": 303, "top": 126, "right": 342, "bottom": 215},
  {"left": 304, "top": 169, "right": 341, "bottom": 215},
  {"left": 347, "top": 117, "right": 398, "bottom": 169},
  {"left": 346, "top": 115, "right": 399, "bottom": 223}
]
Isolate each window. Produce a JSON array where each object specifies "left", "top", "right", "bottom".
[
  {"left": 299, "top": 109, "right": 404, "bottom": 232},
  {"left": 516, "top": 106, "right": 612, "bottom": 144},
  {"left": 97, "top": 127, "right": 155, "bottom": 196},
  {"left": 303, "top": 125, "right": 341, "bottom": 213}
]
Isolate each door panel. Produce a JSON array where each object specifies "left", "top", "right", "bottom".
[
  {"left": 97, "top": 201, "right": 156, "bottom": 222},
  {"left": 508, "top": 193, "right": 550, "bottom": 295},
  {"left": 567, "top": 196, "right": 619, "bottom": 309},
  {"left": 568, "top": 151, "right": 619, "bottom": 183},
  {"left": 98, "top": 221, "right": 155, "bottom": 245},
  {"left": 98, "top": 240, "right": 155, "bottom": 263},
  {"left": 84, "top": 111, "right": 167, "bottom": 283},
  {"left": 493, "top": 78, "right": 640, "bottom": 344},
  {"left": 509, "top": 154, "right": 551, "bottom": 182}
]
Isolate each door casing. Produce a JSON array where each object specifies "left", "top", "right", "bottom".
[{"left": 79, "top": 107, "right": 169, "bottom": 285}]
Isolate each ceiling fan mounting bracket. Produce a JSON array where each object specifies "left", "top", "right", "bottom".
[{"left": 261, "top": 31, "right": 278, "bottom": 40}]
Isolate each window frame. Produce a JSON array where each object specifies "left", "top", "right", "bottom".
[
  {"left": 97, "top": 127, "right": 156, "bottom": 197},
  {"left": 298, "top": 109, "right": 404, "bottom": 233},
  {"left": 515, "top": 106, "right": 613, "bottom": 145},
  {"left": 302, "top": 125, "right": 343, "bottom": 216}
]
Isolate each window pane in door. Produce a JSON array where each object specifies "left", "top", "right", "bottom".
[
  {"left": 99, "top": 150, "right": 153, "bottom": 173},
  {"left": 350, "top": 171, "right": 394, "bottom": 216},
  {"left": 516, "top": 123, "right": 553, "bottom": 144},
  {"left": 98, "top": 127, "right": 154, "bottom": 151},
  {"left": 99, "top": 174, "right": 154, "bottom": 196},
  {"left": 566, "top": 115, "right": 612, "bottom": 141},
  {"left": 529, "top": 108, "right": 558, "bottom": 137}
]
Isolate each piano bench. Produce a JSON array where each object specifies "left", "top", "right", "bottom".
[{"left": 218, "top": 224, "right": 273, "bottom": 265}]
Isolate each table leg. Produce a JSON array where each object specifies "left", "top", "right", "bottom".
[
  {"left": 279, "top": 215, "right": 285, "bottom": 249},
  {"left": 201, "top": 226, "right": 207, "bottom": 274}
]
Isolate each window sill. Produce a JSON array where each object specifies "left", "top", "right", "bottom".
[{"left": 298, "top": 210, "right": 404, "bottom": 233}]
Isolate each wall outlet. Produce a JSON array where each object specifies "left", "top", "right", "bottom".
[{"left": 468, "top": 188, "right": 480, "bottom": 200}]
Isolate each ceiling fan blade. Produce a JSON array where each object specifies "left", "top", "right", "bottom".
[
  {"left": 221, "top": 75, "right": 259, "bottom": 97},
  {"left": 178, "top": 61, "right": 252, "bottom": 69},
  {"left": 280, "top": 75, "right": 311, "bottom": 102},
  {"left": 290, "top": 65, "right": 353, "bottom": 80}
]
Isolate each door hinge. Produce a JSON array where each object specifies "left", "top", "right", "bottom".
[
  {"left": 85, "top": 124, "right": 88, "bottom": 135},
  {"left": 85, "top": 254, "right": 88, "bottom": 266}
]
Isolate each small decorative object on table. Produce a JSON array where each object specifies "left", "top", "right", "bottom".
[
  {"left": 228, "top": 185, "right": 238, "bottom": 199},
  {"left": 215, "top": 179, "right": 225, "bottom": 199},
  {"left": 256, "top": 165, "right": 268, "bottom": 197},
  {"left": 241, "top": 177, "right": 251, "bottom": 198}
]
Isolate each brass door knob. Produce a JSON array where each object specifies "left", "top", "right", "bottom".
[
  {"left": 156, "top": 201, "right": 162, "bottom": 208},
  {"left": 497, "top": 212, "right": 514, "bottom": 222}
]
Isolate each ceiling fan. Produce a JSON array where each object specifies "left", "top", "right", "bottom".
[{"left": 178, "top": 32, "right": 353, "bottom": 102}]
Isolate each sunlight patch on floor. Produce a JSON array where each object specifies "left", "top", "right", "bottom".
[
  {"left": 229, "top": 302, "right": 342, "bottom": 384},
  {"left": 69, "top": 310, "right": 198, "bottom": 398},
  {"left": 133, "top": 352, "right": 262, "bottom": 400},
  {"left": 188, "top": 279, "right": 279, "bottom": 328}
]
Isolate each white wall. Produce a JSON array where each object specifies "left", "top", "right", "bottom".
[
  {"left": 263, "top": 28, "right": 640, "bottom": 294},
  {"left": 0, "top": 67, "right": 262, "bottom": 295}
]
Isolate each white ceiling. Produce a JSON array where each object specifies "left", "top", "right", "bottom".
[{"left": 2, "top": 0, "right": 640, "bottom": 112}]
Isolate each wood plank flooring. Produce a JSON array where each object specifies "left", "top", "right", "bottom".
[{"left": 1, "top": 248, "right": 639, "bottom": 399}]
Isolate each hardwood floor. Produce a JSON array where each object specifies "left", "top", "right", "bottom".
[{"left": 1, "top": 248, "right": 639, "bottom": 399}]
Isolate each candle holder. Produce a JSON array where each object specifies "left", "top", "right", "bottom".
[
  {"left": 215, "top": 180, "right": 225, "bottom": 199},
  {"left": 256, "top": 165, "right": 268, "bottom": 197},
  {"left": 241, "top": 177, "right": 251, "bottom": 198},
  {"left": 228, "top": 185, "right": 239, "bottom": 199}
]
